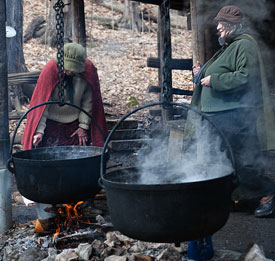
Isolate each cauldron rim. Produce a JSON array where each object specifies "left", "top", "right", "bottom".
[
  {"left": 103, "top": 167, "right": 234, "bottom": 191},
  {"left": 11, "top": 145, "right": 104, "bottom": 162}
]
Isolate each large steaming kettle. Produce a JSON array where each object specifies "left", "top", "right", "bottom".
[
  {"left": 8, "top": 101, "right": 107, "bottom": 204},
  {"left": 99, "top": 102, "right": 236, "bottom": 243}
]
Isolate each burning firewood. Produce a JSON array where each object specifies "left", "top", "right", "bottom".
[
  {"left": 34, "top": 201, "right": 104, "bottom": 235},
  {"left": 54, "top": 230, "right": 105, "bottom": 249},
  {"left": 34, "top": 217, "right": 56, "bottom": 235}
]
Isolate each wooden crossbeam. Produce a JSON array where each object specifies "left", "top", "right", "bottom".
[
  {"left": 8, "top": 71, "right": 40, "bottom": 85},
  {"left": 147, "top": 57, "right": 193, "bottom": 70},
  {"left": 148, "top": 85, "right": 193, "bottom": 96},
  {"left": 149, "top": 108, "right": 188, "bottom": 118}
]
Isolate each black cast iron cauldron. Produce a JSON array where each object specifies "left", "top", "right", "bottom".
[
  {"left": 103, "top": 167, "right": 233, "bottom": 243},
  {"left": 8, "top": 146, "right": 106, "bottom": 204},
  {"left": 8, "top": 101, "right": 107, "bottom": 204},
  {"left": 99, "top": 102, "right": 236, "bottom": 243}
]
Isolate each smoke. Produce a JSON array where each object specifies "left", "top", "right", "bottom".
[
  {"left": 136, "top": 111, "right": 234, "bottom": 184},
  {"left": 31, "top": 146, "right": 102, "bottom": 160}
]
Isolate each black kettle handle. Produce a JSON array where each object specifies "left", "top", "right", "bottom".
[
  {"left": 8, "top": 101, "right": 106, "bottom": 171},
  {"left": 99, "top": 102, "right": 236, "bottom": 186}
]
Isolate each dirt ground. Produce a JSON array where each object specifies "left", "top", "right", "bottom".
[{"left": 213, "top": 204, "right": 275, "bottom": 260}]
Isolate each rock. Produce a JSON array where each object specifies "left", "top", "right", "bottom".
[
  {"left": 132, "top": 254, "right": 154, "bottom": 261},
  {"left": 244, "top": 244, "right": 273, "bottom": 261},
  {"left": 104, "top": 255, "right": 128, "bottom": 261},
  {"left": 156, "top": 247, "right": 182, "bottom": 261},
  {"left": 91, "top": 239, "right": 106, "bottom": 256},
  {"left": 101, "top": 246, "right": 125, "bottom": 259},
  {"left": 96, "top": 214, "right": 106, "bottom": 224},
  {"left": 55, "top": 249, "right": 78, "bottom": 261},
  {"left": 76, "top": 243, "right": 93, "bottom": 260},
  {"left": 18, "top": 247, "right": 48, "bottom": 261},
  {"left": 41, "top": 256, "right": 55, "bottom": 261},
  {"left": 105, "top": 232, "right": 119, "bottom": 247},
  {"left": 215, "top": 249, "right": 242, "bottom": 260},
  {"left": 47, "top": 247, "right": 57, "bottom": 257}
]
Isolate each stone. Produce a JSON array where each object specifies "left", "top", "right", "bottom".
[
  {"left": 156, "top": 247, "right": 182, "bottom": 261},
  {"left": 244, "top": 244, "right": 273, "bottom": 261},
  {"left": 55, "top": 249, "right": 78, "bottom": 261},
  {"left": 18, "top": 247, "right": 48, "bottom": 261},
  {"left": 104, "top": 255, "right": 128, "bottom": 261},
  {"left": 76, "top": 243, "right": 93, "bottom": 260},
  {"left": 215, "top": 249, "right": 242, "bottom": 260}
]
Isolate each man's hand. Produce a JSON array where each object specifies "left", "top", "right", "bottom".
[
  {"left": 33, "top": 133, "right": 43, "bottom": 147},
  {"left": 201, "top": 76, "right": 211, "bottom": 87},
  {"left": 71, "top": 127, "right": 88, "bottom": 146}
]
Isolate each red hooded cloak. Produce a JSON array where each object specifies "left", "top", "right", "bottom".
[{"left": 22, "top": 59, "right": 108, "bottom": 150}]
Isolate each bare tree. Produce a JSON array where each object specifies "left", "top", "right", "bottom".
[{"left": 118, "top": 0, "right": 143, "bottom": 32}]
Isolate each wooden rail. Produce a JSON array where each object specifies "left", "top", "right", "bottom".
[
  {"left": 148, "top": 85, "right": 193, "bottom": 96},
  {"left": 8, "top": 71, "right": 40, "bottom": 85},
  {"left": 147, "top": 58, "right": 193, "bottom": 70}
]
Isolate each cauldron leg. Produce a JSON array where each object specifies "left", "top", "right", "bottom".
[{"left": 187, "top": 235, "right": 214, "bottom": 261}]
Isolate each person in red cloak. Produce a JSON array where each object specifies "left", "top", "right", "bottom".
[
  {"left": 21, "top": 43, "right": 108, "bottom": 223},
  {"left": 22, "top": 42, "right": 108, "bottom": 150}
]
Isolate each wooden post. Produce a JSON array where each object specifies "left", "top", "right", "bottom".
[
  {"left": 0, "top": 0, "right": 12, "bottom": 234},
  {"left": 190, "top": 0, "right": 206, "bottom": 64},
  {"left": 158, "top": 0, "right": 173, "bottom": 123},
  {"left": 72, "top": 0, "right": 86, "bottom": 48},
  {"left": 190, "top": 0, "right": 220, "bottom": 65}
]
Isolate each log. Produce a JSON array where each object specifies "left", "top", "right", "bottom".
[
  {"left": 149, "top": 108, "right": 188, "bottom": 118},
  {"left": 91, "top": 0, "right": 188, "bottom": 29},
  {"left": 54, "top": 229, "right": 105, "bottom": 248},
  {"left": 106, "top": 119, "right": 139, "bottom": 130},
  {"left": 8, "top": 71, "right": 40, "bottom": 85},
  {"left": 148, "top": 85, "right": 193, "bottom": 96},
  {"left": 24, "top": 16, "right": 46, "bottom": 43},
  {"left": 108, "top": 138, "right": 151, "bottom": 151},
  {"left": 147, "top": 57, "right": 193, "bottom": 70},
  {"left": 110, "top": 129, "right": 146, "bottom": 140}
]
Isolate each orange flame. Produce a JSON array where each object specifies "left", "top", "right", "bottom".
[{"left": 53, "top": 201, "right": 91, "bottom": 240}]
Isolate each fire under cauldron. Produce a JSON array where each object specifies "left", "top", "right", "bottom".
[
  {"left": 8, "top": 101, "right": 107, "bottom": 204},
  {"left": 100, "top": 102, "right": 236, "bottom": 243}
]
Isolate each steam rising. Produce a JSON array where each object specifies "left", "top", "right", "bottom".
[{"left": 136, "top": 112, "right": 234, "bottom": 184}]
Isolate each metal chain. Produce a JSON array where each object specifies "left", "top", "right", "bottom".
[{"left": 53, "top": 0, "right": 65, "bottom": 104}]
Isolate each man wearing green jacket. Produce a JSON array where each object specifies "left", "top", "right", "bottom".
[{"left": 192, "top": 5, "right": 275, "bottom": 217}]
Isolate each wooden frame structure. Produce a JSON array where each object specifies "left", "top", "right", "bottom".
[{"left": 135, "top": 0, "right": 275, "bottom": 124}]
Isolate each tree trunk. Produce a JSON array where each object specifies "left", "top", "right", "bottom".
[
  {"left": 118, "top": 0, "right": 143, "bottom": 32},
  {"left": 6, "top": 0, "right": 28, "bottom": 112},
  {"left": 71, "top": 0, "right": 86, "bottom": 47},
  {"left": 43, "top": 0, "right": 86, "bottom": 47}
]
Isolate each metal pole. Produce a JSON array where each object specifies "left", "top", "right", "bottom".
[{"left": 0, "top": 0, "right": 12, "bottom": 233}]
